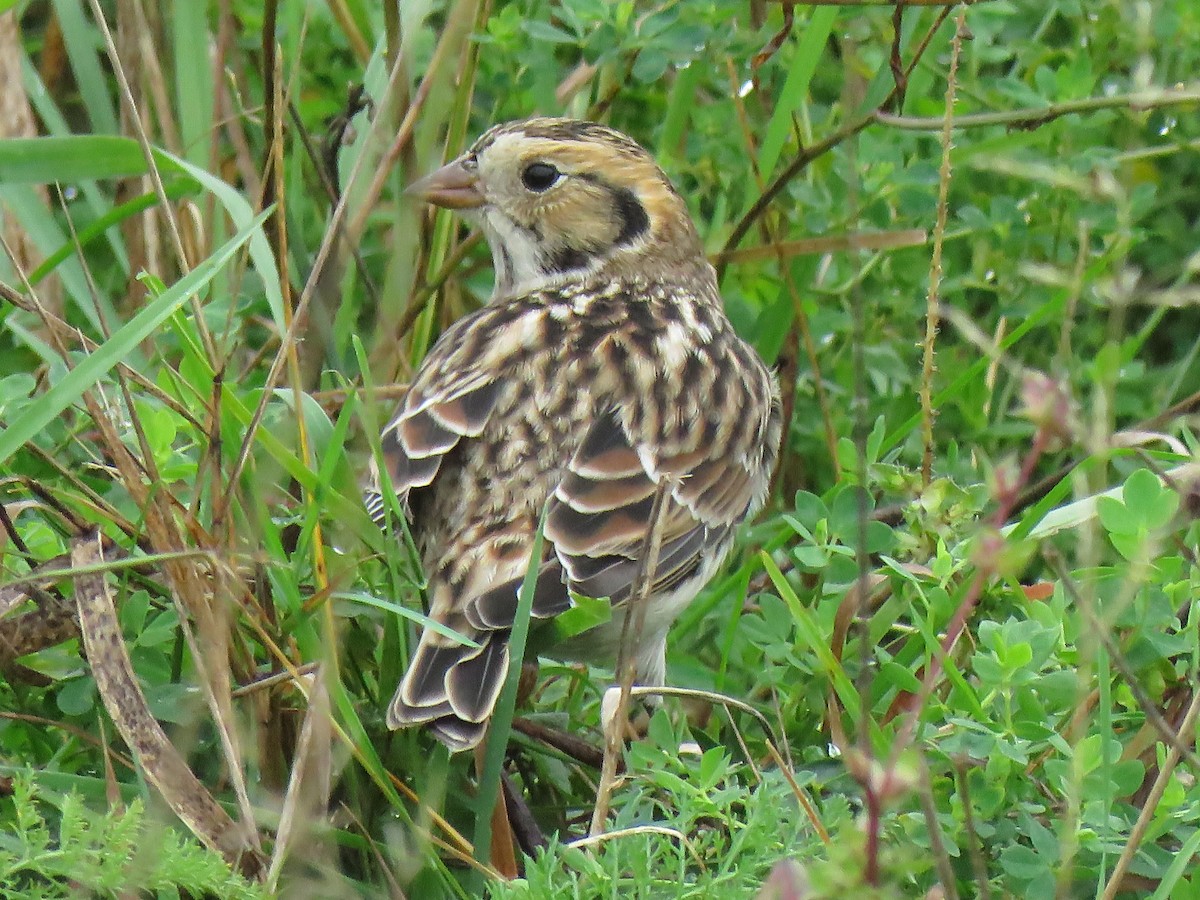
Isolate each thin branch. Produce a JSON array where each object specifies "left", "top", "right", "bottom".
[
  {"left": 876, "top": 85, "right": 1200, "bottom": 130},
  {"left": 917, "top": 760, "right": 960, "bottom": 900},
  {"left": 920, "top": 11, "right": 966, "bottom": 487},
  {"left": 219, "top": 47, "right": 409, "bottom": 500},
  {"left": 955, "top": 759, "right": 993, "bottom": 900},
  {"left": 590, "top": 480, "right": 671, "bottom": 837},
  {"left": 286, "top": 99, "right": 380, "bottom": 308},
  {"left": 714, "top": 228, "right": 926, "bottom": 266},
  {"left": 86, "top": 0, "right": 218, "bottom": 365},
  {"left": 1045, "top": 550, "right": 1200, "bottom": 771}
]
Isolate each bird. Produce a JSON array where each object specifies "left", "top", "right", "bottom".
[{"left": 366, "top": 117, "right": 781, "bottom": 752}]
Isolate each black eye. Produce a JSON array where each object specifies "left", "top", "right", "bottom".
[{"left": 521, "top": 162, "right": 561, "bottom": 192}]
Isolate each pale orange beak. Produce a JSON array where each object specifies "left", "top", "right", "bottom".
[{"left": 406, "top": 158, "right": 485, "bottom": 209}]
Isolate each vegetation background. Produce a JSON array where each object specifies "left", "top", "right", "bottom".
[{"left": 1, "top": 0, "right": 1198, "bottom": 897}]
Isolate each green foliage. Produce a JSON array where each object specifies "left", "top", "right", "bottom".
[
  {"left": 494, "top": 711, "right": 861, "bottom": 899},
  {"left": 1, "top": 0, "right": 1199, "bottom": 897},
  {"left": 0, "top": 772, "right": 265, "bottom": 899}
]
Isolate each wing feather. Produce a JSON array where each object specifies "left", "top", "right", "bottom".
[
  {"left": 368, "top": 377, "right": 501, "bottom": 516},
  {"left": 378, "top": 364, "right": 512, "bottom": 745},
  {"left": 545, "top": 406, "right": 771, "bottom": 614},
  {"left": 464, "top": 564, "right": 573, "bottom": 631},
  {"left": 445, "top": 637, "right": 509, "bottom": 722}
]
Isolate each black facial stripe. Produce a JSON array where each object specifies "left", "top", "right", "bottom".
[
  {"left": 546, "top": 245, "right": 595, "bottom": 274},
  {"left": 611, "top": 184, "right": 651, "bottom": 247},
  {"left": 575, "top": 173, "right": 651, "bottom": 248},
  {"left": 496, "top": 242, "right": 513, "bottom": 282}
]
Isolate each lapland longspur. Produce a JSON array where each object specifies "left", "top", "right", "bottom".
[{"left": 367, "top": 118, "right": 781, "bottom": 751}]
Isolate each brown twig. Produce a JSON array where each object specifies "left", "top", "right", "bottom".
[
  {"left": 917, "top": 760, "right": 960, "bottom": 900},
  {"left": 287, "top": 98, "right": 380, "bottom": 307},
  {"left": 886, "top": 422, "right": 1052, "bottom": 732},
  {"left": 86, "top": 0, "right": 218, "bottom": 365},
  {"left": 955, "top": 759, "right": 993, "bottom": 900},
  {"left": 219, "top": 44, "right": 411, "bottom": 503},
  {"left": 713, "top": 228, "right": 926, "bottom": 266},
  {"left": 0, "top": 712, "right": 137, "bottom": 771},
  {"left": 1045, "top": 549, "right": 1200, "bottom": 771},
  {"left": 888, "top": 1, "right": 908, "bottom": 110},
  {"left": 510, "top": 716, "right": 606, "bottom": 770},
  {"left": 71, "top": 533, "right": 266, "bottom": 878},
  {"left": 0, "top": 281, "right": 204, "bottom": 430}
]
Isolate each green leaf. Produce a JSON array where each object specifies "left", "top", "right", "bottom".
[
  {"left": 1109, "top": 529, "right": 1145, "bottom": 562},
  {"left": 973, "top": 653, "right": 1005, "bottom": 686},
  {"left": 999, "top": 843, "right": 1048, "bottom": 880},
  {"left": 632, "top": 48, "right": 669, "bottom": 83},
  {"left": 1151, "top": 826, "right": 1200, "bottom": 899},
  {"left": 135, "top": 609, "right": 181, "bottom": 648},
  {"left": 0, "top": 136, "right": 285, "bottom": 329},
  {"left": 28, "top": 180, "right": 199, "bottom": 287},
  {"left": 792, "top": 544, "right": 829, "bottom": 568},
  {"left": 521, "top": 20, "right": 577, "bottom": 44},
  {"left": 866, "top": 415, "right": 886, "bottom": 464},
  {"left": 1123, "top": 468, "right": 1178, "bottom": 530},
  {"left": 172, "top": 0, "right": 214, "bottom": 169},
  {"left": 698, "top": 746, "right": 727, "bottom": 789},
  {"left": 792, "top": 490, "right": 828, "bottom": 526},
  {"left": 57, "top": 676, "right": 97, "bottom": 716},
  {"left": 551, "top": 592, "right": 612, "bottom": 640},
  {"left": 472, "top": 509, "right": 546, "bottom": 878},
  {"left": 0, "top": 135, "right": 150, "bottom": 182},
  {"left": 51, "top": 0, "right": 119, "bottom": 135},
  {"left": 877, "top": 660, "right": 922, "bottom": 695},
  {"left": 1096, "top": 495, "right": 1134, "bottom": 535}
]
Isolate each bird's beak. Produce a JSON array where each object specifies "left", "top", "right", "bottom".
[{"left": 405, "top": 158, "right": 484, "bottom": 209}]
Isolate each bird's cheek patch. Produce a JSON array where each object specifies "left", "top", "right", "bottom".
[{"left": 610, "top": 185, "right": 650, "bottom": 247}]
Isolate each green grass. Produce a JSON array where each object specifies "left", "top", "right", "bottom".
[{"left": 1, "top": 1, "right": 1200, "bottom": 897}]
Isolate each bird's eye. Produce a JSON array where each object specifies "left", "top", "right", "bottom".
[{"left": 520, "top": 162, "right": 561, "bottom": 192}]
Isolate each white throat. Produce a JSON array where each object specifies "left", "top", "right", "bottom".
[{"left": 479, "top": 208, "right": 604, "bottom": 298}]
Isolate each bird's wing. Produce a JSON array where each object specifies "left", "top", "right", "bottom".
[
  {"left": 407, "top": 396, "right": 775, "bottom": 751},
  {"left": 364, "top": 371, "right": 501, "bottom": 525},
  {"left": 375, "top": 365, "right": 522, "bottom": 751},
  {"left": 537, "top": 315, "right": 782, "bottom": 613},
  {"left": 467, "top": 385, "right": 778, "bottom": 632}
]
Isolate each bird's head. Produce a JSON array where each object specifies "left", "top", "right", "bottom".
[{"left": 407, "top": 118, "right": 707, "bottom": 297}]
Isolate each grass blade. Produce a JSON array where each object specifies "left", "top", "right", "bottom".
[
  {"left": 756, "top": 7, "right": 838, "bottom": 180},
  {"left": 0, "top": 207, "right": 271, "bottom": 466}
]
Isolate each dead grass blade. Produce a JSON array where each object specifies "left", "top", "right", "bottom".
[
  {"left": 70, "top": 531, "right": 267, "bottom": 878},
  {"left": 267, "top": 666, "right": 334, "bottom": 891}
]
